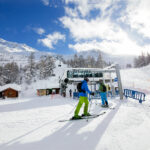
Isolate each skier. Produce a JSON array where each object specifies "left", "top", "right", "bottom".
[
  {"left": 106, "top": 84, "right": 112, "bottom": 97},
  {"left": 72, "top": 77, "right": 94, "bottom": 119},
  {"left": 60, "top": 78, "right": 69, "bottom": 97},
  {"left": 2, "top": 92, "right": 5, "bottom": 99},
  {"left": 69, "top": 89, "right": 72, "bottom": 98},
  {"left": 99, "top": 80, "right": 109, "bottom": 107}
]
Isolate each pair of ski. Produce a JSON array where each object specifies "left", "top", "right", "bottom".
[
  {"left": 59, "top": 111, "right": 106, "bottom": 122},
  {"left": 59, "top": 106, "right": 115, "bottom": 122}
]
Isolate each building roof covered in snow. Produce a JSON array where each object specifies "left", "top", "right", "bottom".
[
  {"left": 0, "top": 84, "right": 21, "bottom": 92},
  {"left": 33, "top": 77, "right": 60, "bottom": 89}
]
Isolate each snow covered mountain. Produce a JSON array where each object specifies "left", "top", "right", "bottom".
[
  {"left": 0, "top": 38, "right": 37, "bottom": 53},
  {"left": 0, "top": 38, "right": 53, "bottom": 66},
  {"left": 0, "top": 38, "right": 135, "bottom": 67}
]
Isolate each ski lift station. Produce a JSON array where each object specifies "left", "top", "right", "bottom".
[{"left": 60, "top": 64, "right": 123, "bottom": 99}]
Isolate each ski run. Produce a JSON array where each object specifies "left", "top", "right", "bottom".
[
  {"left": 0, "top": 65, "right": 150, "bottom": 150},
  {"left": 0, "top": 94, "right": 150, "bottom": 150}
]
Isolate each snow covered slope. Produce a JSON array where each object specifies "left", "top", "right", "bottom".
[
  {"left": 0, "top": 95, "right": 150, "bottom": 150},
  {"left": 0, "top": 62, "right": 150, "bottom": 150},
  {"left": 121, "top": 65, "right": 150, "bottom": 93}
]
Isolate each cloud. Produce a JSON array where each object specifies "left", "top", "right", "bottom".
[
  {"left": 38, "top": 32, "right": 66, "bottom": 49},
  {"left": 69, "top": 40, "right": 150, "bottom": 56},
  {"left": 65, "top": 0, "right": 90, "bottom": 17},
  {"left": 33, "top": 28, "right": 45, "bottom": 35},
  {"left": 41, "top": 0, "right": 49, "bottom": 6},
  {"left": 120, "top": 0, "right": 150, "bottom": 39},
  {"left": 60, "top": 0, "right": 150, "bottom": 56},
  {"left": 60, "top": 17, "right": 122, "bottom": 41},
  {"left": 65, "top": 0, "right": 118, "bottom": 17},
  {"left": 64, "top": 7, "right": 78, "bottom": 17}
]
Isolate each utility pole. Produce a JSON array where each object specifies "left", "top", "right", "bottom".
[{"left": 115, "top": 64, "right": 123, "bottom": 100}]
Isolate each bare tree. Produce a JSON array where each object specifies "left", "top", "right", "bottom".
[
  {"left": 3, "top": 62, "right": 19, "bottom": 83},
  {"left": 38, "top": 55, "right": 55, "bottom": 79}
]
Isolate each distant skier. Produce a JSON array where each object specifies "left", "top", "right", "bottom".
[
  {"left": 60, "top": 78, "right": 69, "bottom": 97},
  {"left": 72, "top": 77, "right": 94, "bottom": 119},
  {"left": 2, "top": 92, "right": 5, "bottom": 99},
  {"left": 99, "top": 80, "right": 109, "bottom": 107},
  {"left": 69, "top": 89, "right": 72, "bottom": 98},
  {"left": 106, "top": 84, "right": 112, "bottom": 97}
]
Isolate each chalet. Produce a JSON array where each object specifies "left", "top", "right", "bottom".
[
  {"left": 36, "top": 81, "right": 60, "bottom": 96},
  {"left": 37, "top": 88, "right": 60, "bottom": 96},
  {"left": 0, "top": 84, "right": 21, "bottom": 98}
]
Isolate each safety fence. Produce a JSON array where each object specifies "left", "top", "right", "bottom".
[{"left": 124, "top": 89, "right": 146, "bottom": 103}]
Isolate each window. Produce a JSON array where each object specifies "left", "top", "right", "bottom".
[{"left": 67, "top": 70, "right": 103, "bottom": 78}]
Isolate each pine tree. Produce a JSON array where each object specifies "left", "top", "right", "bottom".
[
  {"left": 134, "top": 52, "right": 147, "bottom": 68},
  {"left": 24, "top": 52, "right": 36, "bottom": 84},
  {"left": 73, "top": 54, "right": 79, "bottom": 68},
  {"left": 146, "top": 52, "right": 150, "bottom": 65},
  {"left": 78, "top": 55, "right": 85, "bottom": 68},
  {"left": 96, "top": 52, "right": 104, "bottom": 68}
]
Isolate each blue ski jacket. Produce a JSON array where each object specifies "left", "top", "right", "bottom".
[{"left": 79, "top": 80, "right": 91, "bottom": 97}]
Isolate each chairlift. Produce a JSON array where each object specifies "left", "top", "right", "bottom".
[{"left": 58, "top": 60, "right": 61, "bottom": 67}]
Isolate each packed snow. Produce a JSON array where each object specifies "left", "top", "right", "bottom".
[{"left": 0, "top": 65, "right": 150, "bottom": 150}]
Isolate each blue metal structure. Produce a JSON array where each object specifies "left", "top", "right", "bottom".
[
  {"left": 124, "top": 89, "right": 146, "bottom": 103},
  {"left": 73, "top": 90, "right": 118, "bottom": 100}
]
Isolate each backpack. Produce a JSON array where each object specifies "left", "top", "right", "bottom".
[
  {"left": 77, "top": 82, "right": 85, "bottom": 93},
  {"left": 102, "top": 85, "right": 106, "bottom": 92}
]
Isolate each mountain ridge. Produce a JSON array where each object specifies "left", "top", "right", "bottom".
[{"left": 0, "top": 38, "right": 135, "bottom": 67}]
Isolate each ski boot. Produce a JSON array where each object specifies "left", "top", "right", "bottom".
[
  {"left": 71, "top": 115, "right": 82, "bottom": 120},
  {"left": 82, "top": 112, "right": 91, "bottom": 117}
]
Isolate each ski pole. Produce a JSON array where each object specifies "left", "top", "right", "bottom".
[
  {"left": 88, "top": 99, "right": 92, "bottom": 113},
  {"left": 68, "top": 101, "right": 78, "bottom": 115},
  {"left": 86, "top": 100, "right": 92, "bottom": 122}
]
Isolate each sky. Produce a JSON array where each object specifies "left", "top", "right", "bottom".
[{"left": 0, "top": 0, "right": 150, "bottom": 56}]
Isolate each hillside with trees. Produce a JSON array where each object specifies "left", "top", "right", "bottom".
[{"left": 134, "top": 53, "right": 150, "bottom": 68}]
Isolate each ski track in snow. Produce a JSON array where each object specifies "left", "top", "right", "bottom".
[{"left": 0, "top": 95, "right": 150, "bottom": 150}]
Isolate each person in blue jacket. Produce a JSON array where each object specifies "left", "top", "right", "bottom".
[{"left": 72, "top": 77, "right": 94, "bottom": 119}]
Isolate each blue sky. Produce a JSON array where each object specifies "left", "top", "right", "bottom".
[{"left": 0, "top": 0, "right": 150, "bottom": 55}]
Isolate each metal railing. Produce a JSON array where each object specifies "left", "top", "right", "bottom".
[{"left": 124, "top": 89, "right": 146, "bottom": 103}]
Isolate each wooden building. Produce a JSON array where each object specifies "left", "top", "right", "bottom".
[
  {"left": 0, "top": 92, "right": 2, "bottom": 98},
  {"left": 37, "top": 88, "right": 60, "bottom": 96},
  {"left": 37, "top": 89, "right": 47, "bottom": 96},
  {"left": 0, "top": 84, "right": 21, "bottom": 99},
  {"left": 1, "top": 88, "right": 19, "bottom": 98}
]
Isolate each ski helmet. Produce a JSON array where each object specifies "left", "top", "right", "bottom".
[{"left": 84, "top": 77, "right": 89, "bottom": 82}]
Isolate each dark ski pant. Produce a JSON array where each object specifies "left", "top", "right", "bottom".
[{"left": 74, "top": 96, "right": 89, "bottom": 116}]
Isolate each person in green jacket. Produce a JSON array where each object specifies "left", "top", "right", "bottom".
[{"left": 99, "top": 80, "right": 109, "bottom": 107}]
